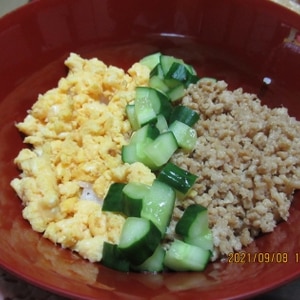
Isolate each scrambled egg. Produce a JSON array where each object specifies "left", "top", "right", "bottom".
[{"left": 10, "top": 53, "right": 155, "bottom": 262}]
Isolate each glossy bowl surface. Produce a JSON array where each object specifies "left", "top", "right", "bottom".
[{"left": 1, "top": 0, "right": 300, "bottom": 299}]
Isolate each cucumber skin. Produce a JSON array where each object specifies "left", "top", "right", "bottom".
[
  {"left": 103, "top": 53, "right": 214, "bottom": 274},
  {"left": 184, "top": 230, "right": 214, "bottom": 251},
  {"left": 158, "top": 162, "right": 198, "bottom": 194},
  {"left": 118, "top": 217, "right": 162, "bottom": 265},
  {"left": 126, "top": 104, "right": 139, "bottom": 131},
  {"left": 130, "top": 124, "right": 160, "bottom": 144},
  {"left": 141, "top": 180, "right": 176, "bottom": 235},
  {"left": 102, "top": 242, "right": 130, "bottom": 272},
  {"left": 175, "top": 204, "right": 209, "bottom": 238},
  {"left": 121, "top": 143, "right": 138, "bottom": 164},
  {"left": 169, "top": 105, "right": 200, "bottom": 127},
  {"left": 144, "top": 131, "right": 178, "bottom": 168},
  {"left": 139, "top": 52, "right": 161, "bottom": 70},
  {"left": 169, "top": 120, "right": 197, "bottom": 151},
  {"left": 132, "top": 245, "right": 166, "bottom": 273},
  {"left": 123, "top": 196, "right": 143, "bottom": 217},
  {"left": 164, "top": 239, "right": 211, "bottom": 272},
  {"left": 123, "top": 182, "right": 150, "bottom": 217},
  {"left": 102, "top": 183, "right": 126, "bottom": 213}
]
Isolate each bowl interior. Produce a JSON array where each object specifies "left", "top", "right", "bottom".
[{"left": 1, "top": 0, "right": 300, "bottom": 299}]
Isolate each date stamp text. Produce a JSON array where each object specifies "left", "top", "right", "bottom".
[{"left": 227, "top": 252, "right": 294, "bottom": 263}]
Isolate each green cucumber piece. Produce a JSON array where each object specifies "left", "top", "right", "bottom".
[
  {"left": 122, "top": 124, "right": 160, "bottom": 168},
  {"left": 121, "top": 143, "right": 138, "bottom": 164},
  {"left": 141, "top": 179, "right": 176, "bottom": 235},
  {"left": 139, "top": 52, "right": 161, "bottom": 70},
  {"left": 167, "top": 83, "right": 186, "bottom": 102},
  {"left": 155, "top": 114, "right": 169, "bottom": 133},
  {"left": 144, "top": 131, "right": 178, "bottom": 168},
  {"left": 185, "top": 72, "right": 200, "bottom": 86},
  {"left": 135, "top": 140, "right": 159, "bottom": 170},
  {"left": 150, "top": 63, "right": 164, "bottom": 78},
  {"left": 118, "top": 217, "right": 161, "bottom": 265},
  {"left": 102, "top": 183, "right": 126, "bottom": 213},
  {"left": 175, "top": 204, "right": 210, "bottom": 238},
  {"left": 149, "top": 88, "right": 172, "bottom": 120},
  {"left": 184, "top": 230, "right": 214, "bottom": 251},
  {"left": 135, "top": 86, "right": 172, "bottom": 121},
  {"left": 185, "top": 63, "right": 197, "bottom": 76},
  {"left": 157, "top": 162, "right": 198, "bottom": 194},
  {"left": 166, "top": 62, "right": 199, "bottom": 87},
  {"left": 166, "top": 62, "right": 191, "bottom": 83},
  {"left": 169, "top": 105, "right": 200, "bottom": 127},
  {"left": 149, "top": 75, "right": 169, "bottom": 93},
  {"left": 134, "top": 91, "right": 157, "bottom": 127},
  {"left": 126, "top": 104, "right": 139, "bottom": 130},
  {"left": 129, "top": 123, "right": 160, "bottom": 144},
  {"left": 164, "top": 239, "right": 211, "bottom": 271},
  {"left": 163, "top": 78, "right": 183, "bottom": 89},
  {"left": 160, "top": 55, "right": 184, "bottom": 75},
  {"left": 123, "top": 182, "right": 151, "bottom": 217},
  {"left": 132, "top": 244, "right": 166, "bottom": 273},
  {"left": 168, "top": 120, "right": 197, "bottom": 152},
  {"left": 102, "top": 242, "right": 130, "bottom": 272}
]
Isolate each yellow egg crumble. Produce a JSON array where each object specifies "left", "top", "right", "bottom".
[{"left": 11, "top": 53, "right": 155, "bottom": 262}]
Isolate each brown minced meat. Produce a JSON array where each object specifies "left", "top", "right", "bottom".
[{"left": 168, "top": 79, "right": 300, "bottom": 261}]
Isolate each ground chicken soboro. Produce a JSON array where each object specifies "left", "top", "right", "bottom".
[{"left": 170, "top": 79, "right": 300, "bottom": 260}]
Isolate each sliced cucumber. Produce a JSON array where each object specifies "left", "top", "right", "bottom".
[
  {"left": 102, "top": 54, "right": 215, "bottom": 274},
  {"left": 184, "top": 230, "right": 214, "bottom": 251},
  {"left": 168, "top": 120, "right": 197, "bottom": 152},
  {"left": 121, "top": 143, "right": 138, "bottom": 164},
  {"left": 176, "top": 204, "right": 213, "bottom": 252},
  {"left": 129, "top": 123, "right": 160, "bottom": 144},
  {"left": 135, "top": 86, "right": 172, "bottom": 121},
  {"left": 185, "top": 72, "right": 200, "bottom": 86},
  {"left": 159, "top": 55, "right": 199, "bottom": 87},
  {"left": 167, "top": 83, "right": 186, "bottom": 102},
  {"left": 141, "top": 179, "right": 176, "bottom": 235},
  {"left": 118, "top": 217, "right": 161, "bottom": 265},
  {"left": 155, "top": 114, "right": 169, "bottom": 133},
  {"left": 164, "top": 78, "right": 183, "bottom": 89},
  {"left": 160, "top": 55, "right": 184, "bottom": 76},
  {"left": 134, "top": 91, "right": 157, "bottom": 127},
  {"left": 132, "top": 244, "right": 166, "bottom": 273},
  {"left": 169, "top": 105, "right": 200, "bottom": 127},
  {"left": 157, "top": 162, "right": 198, "bottom": 194},
  {"left": 175, "top": 204, "right": 210, "bottom": 238},
  {"left": 102, "top": 242, "right": 130, "bottom": 272},
  {"left": 149, "top": 75, "right": 169, "bottom": 93},
  {"left": 149, "top": 89, "right": 172, "bottom": 120},
  {"left": 121, "top": 124, "right": 161, "bottom": 169},
  {"left": 135, "top": 140, "right": 159, "bottom": 170},
  {"left": 139, "top": 52, "right": 161, "bottom": 70},
  {"left": 166, "top": 62, "right": 191, "bottom": 83},
  {"left": 150, "top": 63, "right": 164, "bottom": 78},
  {"left": 125, "top": 104, "right": 139, "bottom": 131},
  {"left": 123, "top": 182, "right": 151, "bottom": 217},
  {"left": 144, "top": 131, "right": 178, "bottom": 168},
  {"left": 102, "top": 183, "right": 126, "bottom": 213},
  {"left": 185, "top": 63, "right": 197, "bottom": 76},
  {"left": 164, "top": 239, "right": 211, "bottom": 271}
]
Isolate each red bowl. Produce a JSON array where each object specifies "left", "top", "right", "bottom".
[{"left": 1, "top": 0, "right": 300, "bottom": 299}]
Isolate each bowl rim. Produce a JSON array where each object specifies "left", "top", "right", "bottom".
[{"left": 1, "top": 0, "right": 300, "bottom": 299}]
